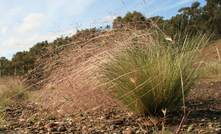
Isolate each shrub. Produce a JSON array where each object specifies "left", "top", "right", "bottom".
[{"left": 101, "top": 31, "right": 209, "bottom": 116}]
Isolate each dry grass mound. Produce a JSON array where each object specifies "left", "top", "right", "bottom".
[
  {"left": 27, "top": 28, "right": 152, "bottom": 115},
  {"left": 26, "top": 26, "right": 215, "bottom": 116}
]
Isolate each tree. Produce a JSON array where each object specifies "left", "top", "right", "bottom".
[
  {"left": 113, "top": 16, "right": 123, "bottom": 29},
  {"left": 105, "top": 25, "right": 111, "bottom": 30},
  {"left": 12, "top": 51, "right": 35, "bottom": 76},
  {"left": 202, "top": 0, "right": 221, "bottom": 38},
  {"left": 0, "top": 57, "right": 14, "bottom": 76},
  {"left": 176, "top": 2, "right": 204, "bottom": 34},
  {"left": 113, "top": 11, "right": 147, "bottom": 30},
  {"left": 30, "top": 41, "right": 48, "bottom": 57},
  {"left": 178, "top": 1, "right": 202, "bottom": 20}
]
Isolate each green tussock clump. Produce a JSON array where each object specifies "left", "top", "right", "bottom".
[{"left": 101, "top": 31, "right": 209, "bottom": 116}]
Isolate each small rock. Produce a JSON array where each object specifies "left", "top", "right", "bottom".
[
  {"left": 103, "top": 108, "right": 108, "bottom": 112},
  {"left": 10, "top": 122, "right": 19, "bottom": 126},
  {"left": 110, "top": 125, "right": 116, "bottom": 130},
  {"left": 17, "top": 129, "right": 25, "bottom": 133},
  {"left": 123, "top": 128, "right": 134, "bottom": 134},
  {"left": 67, "top": 127, "right": 75, "bottom": 132},
  {"left": 199, "top": 123, "right": 204, "bottom": 126},
  {"left": 81, "top": 117, "right": 86, "bottom": 120},
  {"left": 136, "top": 117, "right": 142, "bottom": 122},
  {"left": 102, "top": 118, "right": 125, "bottom": 125},
  {"left": 201, "top": 119, "right": 206, "bottom": 122},
  {"left": 207, "top": 122, "right": 213, "bottom": 126},
  {"left": 199, "top": 129, "right": 204, "bottom": 133},
  {"left": 194, "top": 129, "right": 200, "bottom": 133},
  {"left": 82, "top": 125, "right": 87, "bottom": 130},
  {"left": 36, "top": 121, "right": 44, "bottom": 127},
  {"left": 45, "top": 122, "right": 60, "bottom": 128},
  {"left": 140, "top": 120, "right": 154, "bottom": 127},
  {"left": 207, "top": 122, "right": 213, "bottom": 129},
  {"left": 47, "top": 127, "right": 57, "bottom": 132},
  {"left": 18, "top": 119, "right": 26, "bottom": 122},
  {"left": 57, "top": 126, "right": 67, "bottom": 132},
  {"left": 39, "top": 130, "right": 44, "bottom": 133}
]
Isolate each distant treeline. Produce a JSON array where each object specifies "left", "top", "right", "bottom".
[{"left": 0, "top": 0, "right": 220, "bottom": 76}]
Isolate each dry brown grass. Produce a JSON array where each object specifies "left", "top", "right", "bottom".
[
  {"left": 25, "top": 26, "right": 218, "bottom": 116},
  {"left": 27, "top": 28, "right": 150, "bottom": 115}
]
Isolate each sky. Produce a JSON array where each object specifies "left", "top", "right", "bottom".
[{"left": 0, "top": 0, "right": 206, "bottom": 60}]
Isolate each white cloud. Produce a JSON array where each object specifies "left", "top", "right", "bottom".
[
  {"left": 166, "top": 0, "right": 194, "bottom": 10},
  {"left": 16, "top": 13, "right": 44, "bottom": 34},
  {"left": 2, "top": 38, "right": 23, "bottom": 49},
  {"left": 1, "top": 34, "right": 58, "bottom": 60},
  {"left": 65, "top": 0, "right": 97, "bottom": 15},
  {"left": 1, "top": 27, "right": 7, "bottom": 34},
  {"left": 3, "top": 34, "right": 57, "bottom": 50},
  {"left": 67, "top": 29, "right": 77, "bottom": 37},
  {"left": 102, "top": 15, "right": 118, "bottom": 23}
]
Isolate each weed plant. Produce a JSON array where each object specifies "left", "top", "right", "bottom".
[{"left": 101, "top": 31, "right": 209, "bottom": 116}]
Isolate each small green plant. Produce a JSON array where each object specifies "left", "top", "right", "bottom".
[
  {"left": 101, "top": 31, "right": 209, "bottom": 116},
  {"left": 0, "top": 77, "right": 28, "bottom": 109}
]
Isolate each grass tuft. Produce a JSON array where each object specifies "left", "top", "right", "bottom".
[
  {"left": 0, "top": 77, "right": 28, "bottom": 109},
  {"left": 101, "top": 31, "right": 209, "bottom": 116}
]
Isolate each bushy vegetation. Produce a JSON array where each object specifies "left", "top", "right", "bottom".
[{"left": 100, "top": 31, "right": 209, "bottom": 116}]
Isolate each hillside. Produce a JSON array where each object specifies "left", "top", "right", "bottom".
[
  {"left": 201, "top": 40, "right": 221, "bottom": 62},
  {"left": 27, "top": 29, "right": 151, "bottom": 113},
  {"left": 0, "top": 26, "right": 221, "bottom": 133},
  {"left": 26, "top": 27, "right": 221, "bottom": 112}
]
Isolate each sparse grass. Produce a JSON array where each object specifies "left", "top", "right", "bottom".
[
  {"left": 202, "top": 61, "right": 221, "bottom": 79},
  {"left": 211, "top": 39, "right": 221, "bottom": 43},
  {"left": 100, "top": 31, "right": 209, "bottom": 116},
  {"left": 0, "top": 111, "right": 6, "bottom": 128},
  {"left": 0, "top": 77, "right": 28, "bottom": 109}
]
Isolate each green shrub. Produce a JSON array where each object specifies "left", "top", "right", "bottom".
[{"left": 101, "top": 32, "right": 209, "bottom": 116}]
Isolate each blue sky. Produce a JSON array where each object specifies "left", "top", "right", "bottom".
[{"left": 0, "top": 0, "right": 206, "bottom": 60}]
